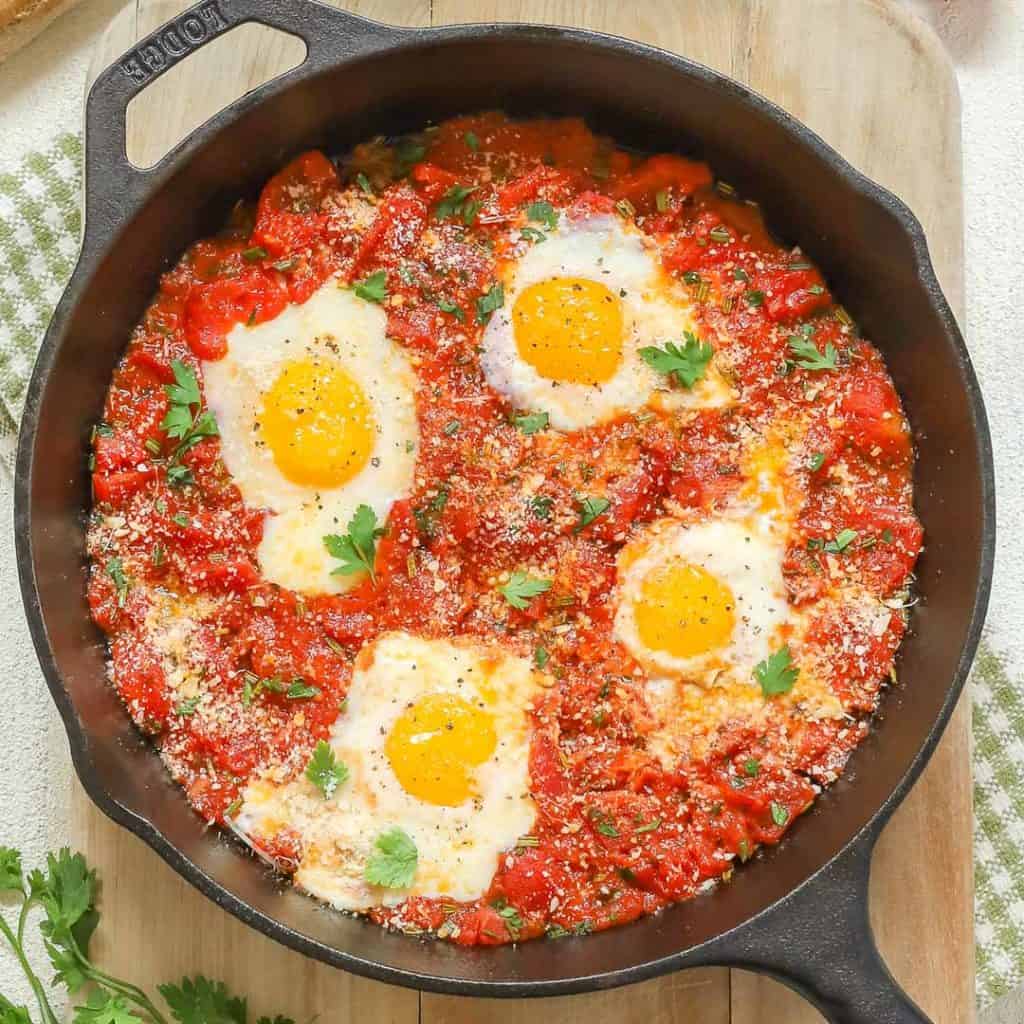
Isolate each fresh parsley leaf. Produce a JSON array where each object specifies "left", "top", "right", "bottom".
[
  {"left": 305, "top": 741, "right": 348, "bottom": 799},
  {"left": 492, "top": 898, "right": 524, "bottom": 938},
  {"left": 733, "top": 267, "right": 750, "bottom": 283},
  {"left": 464, "top": 131, "right": 480, "bottom": 151},
  {"left": 524, "top": 200, "right": 558, "bottom": 230},
  {"left": 520, "top": 226, "right": 547, "bottom": 244},
  {"left": 476, "top": 282, "right": 504, "bottom": 323},
  {"left": 754, "top": 645, "right": 800, "bottom": 697},
  {"left": 513, "top": 411, "right": 548, "bottom": 435},
  {"left": 499, "top": 571, "right": 552, "bottom": 610},
  {"left": 743, "top": 758, "right": 760, "bottom": 777},
  {"left": 808, "top": 452, "right": 825, "bottom": 472},
  {"left": 353, "top": 270, "right": 388, "bottom": 303},
  {"left": 462, "top": 199, "right": 483, "bottom": 226},
  {"left": 594, "top": 816, "right": 619, "bottom": 838},
  {"left": 437, "top": 297, "right": 465, "bottom": 322},
  {"left": 824, "top": 528, "right": 858, "bottom": 554},
  {"left": 158, "top": 976, "right": 247, "bottom": 1024},
  {"left": 882, "top": 528, "right": 894, "bottom": 544},
  {"left": 161, "top": 360, "right": 218, "bottom": 472},
  {"left": 241, "top": 246, "right": 267, "bottom": 262},
  {"left": 72, "top": 990, "right": 140, "bottom": 1024},
  {"left": 164, "top": 359, "right": 200, "bottom": 411},
  {"left": 534, "top": 645, "right": 550, "bottom": 669},
  {"left": 435, "top": 184, "right": 478, "bottom": 221},
  {"left": 355, "top": 172, "right": 373, "bottom": 195},
  {"left": 745, "top": 289, "right": 765, "bottom": 307},
  {"left": 166, "top": 464, "right": 194, "bottom": 488},
  {"left": 770, "top": 802, "right": 790, "bottom": 827},
  {"left": 365, "top": 827, "right": 418, "bottom": 888},
  {"left": 105, "top": 558, "right": 130, "bottom": 607},
  {"left": 32, "top": 849, "right": 98, "bottom": 956},
  {"left": 639, "top": 331, "right": 713, "bottom": 389},
  {"left": 574, "top": 496, "right": 610, "bottom": 533},
  {"left": 175, "top": 696, "right": 201, "bottom": 717},
  {"left": 788, "top": 334, "right": 838, "bottom": 371},
  {"left": 286, "top": 680, "right": 320, "bottom": 700},
  {"left": 323, "top": 504, "right": 384, "bottom": 583},
  {"left": 528, "top": 495, "right": 553, "bottom": 520},
  {"left": 172, "top": 512, "right": 190, "bottom": 528},
  {"left": 0, "top": 846, "right": 23, "bottom": 892},
  {"left": 46, "top": 938, "right": 88, "bottom": 993}
]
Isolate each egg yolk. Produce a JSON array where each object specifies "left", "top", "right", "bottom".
[
  {"left": 385, "top": 693, "right": 497, "bottom": 806},
  {"left": 260, "top": 357, "right": 374, "bottom": 489},
  {"left": 512, "top": 276, "right": 624, "bottom": 385},
  {"left": 634, "top": 559, "right": 736, "bottom": 658}
]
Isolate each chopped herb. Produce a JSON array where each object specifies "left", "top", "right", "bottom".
[
  {"left": 614, "top": 198, "right": 636, "bottom": 219},
  {"left": 574, "top": 496, "right": 610, "bottom": 533},
  {"left": 393, "top": 138, "right": 426, "bottom": 175},
  {"left": 754, "top": 645, "right": 799, "bottom": 697},
  {"left": 435, "top": 184, "right": 478, "bottom": 221},
  {"left": 716, "top": 180, "right": 736, "bottom": 197},
  {"left": 882, "top": 528, "right": 894, "bottom": 544},
  {"left": 476, "top": 282, "right": 504, "bottom": 323},
  {"left": 709, "top": 225, "right": 731, "bottom": 244},
  {"left": 499, "top": 571, "right": 552, "bottom": 610},
  {"left": 172, "top": 512, "right": 190, "bottom": 528},
  {"left": 634, "top": 818, "right": 661, "bottom": 834},
  {"left": 464, "top": 131, "right": 480, "bottom": 151},
  {"left": 144, "top": 437, "right": 161, "bottom": 456},
  {"left": 492, "top": 898, "right": 524, "bottom": 938},
  {"left": 161, "top": 360, "right": 219, "bottom": 468},
  {"left": 323, "top": 504, "right": 384, "bottom": 583},
  {"left": 166, "top": 463, "right": 194, "bottom": 488},
  {"left": 574, "top": 920, "right": 594, "bottom": 936},
  {"left": 353, "top": 270, "right": 388, "bottom": 303},
  {"left": 175, "top": 696, "right": 201, "bottom": 717},
  {"left": 355, "top": 172, "right": 373, "bottom": 195},
  {"left": 462, "top": 199, "right": 483, "bottom": 226},
  {"left": 788, "top": 334, "right": 838, "bottom": 371},
  {"left": 835, "top": 305, "right": 854, "bottom": 327},
  {"left": 655, "top": 189, "right": 670, "bottom": 212},
  {"left": 737, "top": 839, "right": 752, "bottom": 862},
  {"left": 305, "top": 740, "right": 348, "bottom": 799},
  {"left": 105, "top": 558, "right": 130, "bottom": 606},
  {"left": 437, "top": 296, "right": 465, "bottom": 322},
  {"left": 808, "top": 284, "right": 825, "bottom": 295},
  {"left": 683, "top": 270, "right": 702, "bottom": 285},
  {"left": 534, "top": 645, "right": 550, "bottom": 669},
  {"left": 443, "top": 419, "right": 461, "bottom": 437},
  {"left": 241, "top": 246, "right": 267, "bottom": 262},
  {"left": 594, "top": 816, "right": 620, "bottom": 838},
  {"left": 365, "top": 827, "right": 418, "bottom": 888},
  {"left": 528, "top": 495, "right": 553, "bottom": 520},
  {"left": 413, "top": 486, "right": 449, "bottom": 539},
  {"left": 546, "top": 923, "right": 570, "bottom": 939},
  {"left": 770, "top": 802, "right": 790, "bottom": 827},
  {"left": 520, "top": 226, "right": 547, "bottom": 244},
  {"left": 224, "top": 797, "right": 243, "bottom": 819},
  {"left": 514, "top": 411, "right": 549, "bottom": 435},
  {"left": 592, "top": 707, "right": 607, "bottom": 728},
  {"left": 733, "top": 267, "right": 750, "bottom": 283},
  {"left": 286, "top": 680, "right": 320, "bottom": 700},
  {"left": 325, "top": 637, "right": 345, "bottom": 656},
  {"left": 151, "top": 544, "right": 165, "bottom": 568},
  {"left": 272, "top": 256, "right": 299, "bottom": 272},
  {"left": 743, "top": 758, "right": 760, "bottom": 777},
  {"left": 524, "top": 200, "right": 558, "bottom": 230},
  {"left": 639, "top": 331, "right": 713, "bottom": 389},
  {"left": 745, "top": 289, "right": 765, "bottom": 307},
  {"left": 808, "top": 452, "right": 826, "bottom": 472},
  {"left": 516, "top": 834, "right": 540, "bottom": 849},
  {"left": 95, "top": 422, "right": 115, "bottom": 438},
  {"left": 824, "top": 528, "right": 858, "bottom": 554}
]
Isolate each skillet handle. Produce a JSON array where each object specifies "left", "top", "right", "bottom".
[
  {"left": 704, "top": 834, "right": 932, "bottom": 1023},
  {"left": 82, "top": 0, "right": 399, "bottom": 252}
]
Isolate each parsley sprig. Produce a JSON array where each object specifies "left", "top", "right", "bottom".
[
  {"left": 160, "top": 361, "right": 219, "bottom": 485},
  {"left": 787, "top": 326, "right": 837, "bottom": 371},
  {"left": 754, "top": 645, "right": 800, "bottom": 697},
  {"left": 323, "top": 505, "right": 385, "bottom": 583},
  {"left": 353, "top": 270, "right": 388, "bottom": 304},
  {"left": 0, "top": 844, "right": 293, "bottom": 1024},
  {"left": 639, "top": 332, "right": 714, "bottom": 389},
  {"left": 364, "top": 828, "right": 418, "bottom": 889},
  {"left": 499, "top": 571, "right": 552, "bottom": 610},
  {"left": 574, "top": 496, "right": 611, "bottom": 533},
  {"left": 305, "top": 741, "right": 349, "bottom": 799}
]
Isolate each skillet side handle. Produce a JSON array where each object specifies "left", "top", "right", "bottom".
[
  {"left": 706, "top": 835, "right": 933, "bottom": 1024},
  {"left": 82, "top": 0, "right": 399, "bottom": 254}
]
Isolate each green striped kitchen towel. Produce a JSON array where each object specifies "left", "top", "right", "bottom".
[{"left": 0, "top": 132, "right": 1019, "bottom": 1009}]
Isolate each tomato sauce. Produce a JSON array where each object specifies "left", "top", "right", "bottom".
[{"left": 86, "top": 112, "right": 920, "bottom": 944}]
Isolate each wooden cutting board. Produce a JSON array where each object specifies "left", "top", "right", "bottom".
[{"left": 75, "top": 2, "right": 972, "bottom": 1021}]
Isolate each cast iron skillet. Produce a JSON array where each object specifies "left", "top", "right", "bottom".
[{"left": 14, "top": 0, "right": 994, "bottom": 1020}]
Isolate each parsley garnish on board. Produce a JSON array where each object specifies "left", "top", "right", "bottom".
[
  {"left": 754, "top": 645, "right": 800, "bottom": 697},
  {"left": 639, "top": 331, "right": 713, "bottom": 389},
  {"left": 160, "top": 360, "right": 219, "bottom": 481},
  {"left": 0, "top": 844, "right": 294, "bottom": 1024},
  {"left": 323, "top": 504, "right": 384, "bottom": 583},
  {"left": 365, "top": 828, "right": 418, "bottom": 888},
  {"left": 353, "top": 270, "right": 389, "bottom": 303},
  {"left": 305, "top": 740, "right": 349, "bottom": 799},
  {"left": 499, "top": 571, "right": 552, "bottom": 610},
  {"left": 574, "top": 496, "right": 611, "bottom": 533}
]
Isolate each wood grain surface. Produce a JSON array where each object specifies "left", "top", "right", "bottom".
[{"left": 76, "top": 2, "right": 972, "bottom": 1021}]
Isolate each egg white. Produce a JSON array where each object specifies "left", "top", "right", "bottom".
[
  {"left": 236, "top": 631, "right": 541, "bottom": 910},
  {"left": 480, "top": 213, "right": 732, "bottom": 431},
  {"left": 202, "top": 280, "right": 419, "bottom": 596}
]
